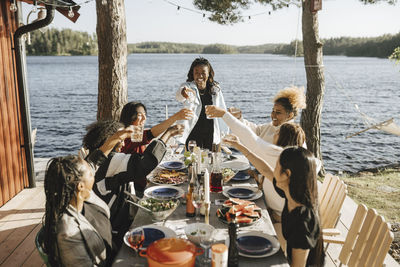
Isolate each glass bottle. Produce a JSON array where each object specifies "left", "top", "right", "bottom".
[
  {"left": 186, "top": 165, "right": 196, "bottom": 217},
  {"left": 228, "top": 222, "right": 239, "bottom": 267},
  {"left": 210, "top": 146, "right": 223, "bottom": 192}
]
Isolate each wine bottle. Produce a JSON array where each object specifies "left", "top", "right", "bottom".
[{"left": 228, "top": 222, "right": 239, "bottom": 267}]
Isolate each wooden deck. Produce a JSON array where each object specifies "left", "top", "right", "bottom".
[
  {"left": 0, "top": 158, "right": 47, "bottom": 267},
  {"left": 0, "top": 158, "right": 398, "bottom": 266}
]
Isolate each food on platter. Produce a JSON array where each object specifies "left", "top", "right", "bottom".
[
  {"left": 151, "top": 169, "right": 187, "bottom": 185},
  {"left": 139, "top": 198, "right": 178, "bottom": 212},
  {"left": 222, "top": 168, "right": 236, "bottom": 182},
  {"left": 216, "top": 198, "right": 261, "bottom": 226}
]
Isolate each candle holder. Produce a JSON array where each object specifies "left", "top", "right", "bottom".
[{"left": 204, "top": 201, "right": 210, "bottom": 224}]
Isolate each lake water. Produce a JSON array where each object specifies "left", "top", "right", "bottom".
[{"left": 27, "top": 54, "right": 400, "bottom": 173}]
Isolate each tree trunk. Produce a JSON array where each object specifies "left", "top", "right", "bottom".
[
  {"left": 300, "top": 0, "right": 326, "bottom": 174},
  {"left": 95, "top": 0, "right": 127, "bottom": 121}
]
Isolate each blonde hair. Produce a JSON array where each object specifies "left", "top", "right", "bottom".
[{"left": 273, "top": 86, "right": 306, "bottom": 117}]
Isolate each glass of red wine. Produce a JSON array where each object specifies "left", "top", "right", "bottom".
[{"left": 128, "top": 227, "right": 145, "bottom": 255}]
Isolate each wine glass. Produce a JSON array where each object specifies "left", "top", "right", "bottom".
[
  {"left": 128, "top": 227, "right": 145, "bottom": 255},
  {"left": 188, "top": 140, "right": 197, "bottom": 153},
  {"left": 199, "top": 229, "right": 214, "bottom": 265},
  {"left": 192, "top": 186, "right": 204, "bottom": 222}
]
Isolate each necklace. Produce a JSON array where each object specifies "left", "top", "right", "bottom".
[{"left": 199, "top": 89, "right": 206, "bottom": 96}]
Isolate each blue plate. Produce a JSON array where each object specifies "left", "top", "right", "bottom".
[
  {"left": 232, "top": 171, "right": 251, "bottom": 181},
  {"left": 160, "top": 161, "right": 185, "bottom": 170},
  {"left": 237, "top": 236, "right": 272, "bottom": 255},
  {"left": 227, "top": 188, "right": 255, "bottom": 199},
  {"left": 142, "top": 228, "right": 165, "bottom": 248},
  {"left": 151, "top": 187, "right": 180, "bottom": 198}
]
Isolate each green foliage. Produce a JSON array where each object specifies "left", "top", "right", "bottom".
[
  {"left": 127, "top": 42, "right": 204, "bottom": 53},
  {"left": 26, "top": 28, "right": 97, "bottom": 56},
  {"left": 202, "top": 44, "right": 238, "bottom": 54},
  {"left": 273, "top": 33, "right": 400, "bottom": 58},
  {"left": 389, "top": 47, "right": 400, "bottom": 64}
]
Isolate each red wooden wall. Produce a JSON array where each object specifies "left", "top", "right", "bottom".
[{"left": 0, "top": 1, "right": 29, "bottom": 206}]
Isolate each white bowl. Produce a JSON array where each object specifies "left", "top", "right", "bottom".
[{"left": 184, "top": 223, "right": 215, "bottom": 246}]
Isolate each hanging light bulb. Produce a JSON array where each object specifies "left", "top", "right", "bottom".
[
  {"left": 68, "top": 7, "right": 74, "bottom": 18},
  {"left": 32, "top": 0, "right": 38, "bottom": 12},
  {"left": 248, "top": 16, "right": 251, "bottom": 23},
  {"left": 176, "top": 6, "right": 180, "bottom": 15},
  {"left": 10, "top": 0, "right": 18, "bottom": 12},
  {"left": 101, "top": 0, "right": 107, "bottom": 5},
  {"left": 268, "top": 11, "right": 271, "bottom": 15},
  {"left": 202, "top": 13, "right": 206, "bottom": 23}
]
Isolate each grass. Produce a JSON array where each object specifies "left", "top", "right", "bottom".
[{"left": 339, "top": 168, "right": 400, "bottom": 222}]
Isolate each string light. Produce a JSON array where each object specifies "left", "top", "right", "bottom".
[
  {"left": 68, "top": 7, "right": 74, "bottom": 18},
  {"left": 10, "top": 0, "right": 18, "bottom": 12},
  {"left": 176, "top": 5, "right": 180, "bottom": 15},
  {"left": 202, "top": 13, "right": 206, "bottom": 22},
  {"left": 33, "top": 0, "right": 38, "bottom": 12},
  {"left": 35, "top": 0, "right": 94, "bottom": 8}
]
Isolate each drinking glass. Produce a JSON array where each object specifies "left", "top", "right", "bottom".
[
  {"left": 128, "top": 227, "right": 145, "bottom": 255},
  {"left": 205, "top": 105, "right": 213, "bottom": 119},
  {"left": 192, "top": 186, "right": 204, "bottom": 222},
  {"left": 255, "top": 174, "right": 265, "bottom": 192},
  {"left": 199, "top": 230, "right": 214, "bottom": 265},
  {"left": 188, "top": 140, "right": 197, "bottom": 153},
  {"left": 128, "top": 125, "right": 144, "bottom": 142}
]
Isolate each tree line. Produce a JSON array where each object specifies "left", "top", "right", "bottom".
[{"left": 26, "top": 28, "right": 399, "bottom": 59}]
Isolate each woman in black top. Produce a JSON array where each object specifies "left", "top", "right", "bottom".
[
  {"left": 223, "top": 137, "right": 325, "bottom": 267},
  {"left": 175, "top": 57, "right": 228, "bottom": 150}
]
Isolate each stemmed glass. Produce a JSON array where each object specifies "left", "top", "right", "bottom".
[
  {"left": 199, "top": 229, "right": 214, "bottom": 265},
  {"left": 128, "top": 227, "right": 145, "bottom": 256},
  {"left": 192, "top": 186, "right": 204, "bottom": 222},
  {"left": 188, "top": 140, "right": 197, "bottom": 153}
]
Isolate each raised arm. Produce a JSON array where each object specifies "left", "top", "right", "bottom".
[
  {"left": 222, "top": 135, "right": 275, "bottom": 183},
  {"left": 150, "top": 108, "right": 193, "bottom": 137}
]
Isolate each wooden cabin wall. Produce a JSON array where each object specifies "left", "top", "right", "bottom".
[{"left": 0, "top": 1, "right": 29, "bottom": 206}]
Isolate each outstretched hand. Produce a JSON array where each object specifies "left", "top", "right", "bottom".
[
  {"left": 166, "top": 124, "right": 185, "bottom": 137},
  {"left": 228, "top": 107, "right": 242, "bottom": 120},
  {"left": 100, "top": 128, "right": 133, "bottom": 155},
  {"left": 181, "top": 86, "right": 195, "bottom": 99},
  {"left": 174, "top": 108, "right": 194, "bottom": 121},
  {"left": 205, "top": 105, "right": 226, "bottom": 118},
  {"left": 221, "top": 134, "right": 241, "bottom": 149}
]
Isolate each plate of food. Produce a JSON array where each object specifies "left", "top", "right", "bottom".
[
  {"left": 222, "top": 168, "right": 237, "bottom": 183},
  {"left": 225, "top": 231, "right": 280, "bottom": 258},
  {"left": 222, "top": 186, "right": 262, "bottom": 201},
  {"left": 231, "top": 171, "right": 251, "bottom": 181},
  {"left": 124, "top": 225, "right": 176, "bottom": 250},
  {"left": 221, "top": 160, "right": 250, "bottom": 171},
  {"left": 159, "top": 161, "right": 186, "bottom": 170},
  {"left": 144, "top": 185, "right": 185, "bottom": 200},
  {"left": 149, "top": 169, "right": 187, "bottom": 185},
  {"left": 216, "top": 198, "right": 261, "bottom": 227}
]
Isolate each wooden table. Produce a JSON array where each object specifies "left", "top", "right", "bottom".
[{"left": 113, "top": 156, "right": 289, "bottom": 267}]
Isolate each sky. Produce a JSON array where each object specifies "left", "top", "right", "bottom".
[{"left": 22, "top": 0, "right": 400, "bottom": 46}]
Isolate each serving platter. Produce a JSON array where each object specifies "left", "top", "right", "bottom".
[
  {"left": 144, "top": 185, "right": 184, "bottom": 199},
  {"left": 148, "top": 169, "right": 187, "bottom": 185}
]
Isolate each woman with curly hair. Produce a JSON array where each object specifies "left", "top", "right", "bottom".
[
  {"left": 175, "top": 57, "right": 228, "bottom": 150},
  {"left": 229, "top": 86, "right": 306, "bottom": 144},
  {"left": 82, "top": 120, "right": 183, "bottom": 249}
]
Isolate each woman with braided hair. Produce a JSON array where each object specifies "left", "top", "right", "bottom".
[{"left": 43, "top": 155, "right": 111, "bottom": 266}]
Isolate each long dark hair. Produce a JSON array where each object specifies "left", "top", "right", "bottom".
[
  {"left": 119, "top": 101, "right": 147, "bottom": 127},
  {"left": 82, "top": 120, "right": 124, "bottom": 153},
  {"left": 43, "top": 155, "right": 85, "bottom": 266},
  {"left": 279, "top": 147, "right": 325, "bottom": 266},
  {"left": 186, "top": 57, "right": 219, "bottom": 94},
  {"left": 275, "top": 122, "right": 305, "bottom": 148}
]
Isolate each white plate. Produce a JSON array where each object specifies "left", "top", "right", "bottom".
[
  {"left": 124, "top": 225, "right": 176, "bottom": 250},
  {"left": 222, "top": 186, "right": 262, "bottom": 201},
  {"left": 144, "top": 185, "right": 185, "bottom": 199},
  {"left": 225, "top": 231, "right": 280, "bottom": 258},
  {"left": 221, "top": 161, "right": 250, "bottom": 171}
]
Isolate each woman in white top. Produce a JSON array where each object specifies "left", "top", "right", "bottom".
[
  {"left": 229, "top": 86, "right": 306, "bottom": 144},
  {"left": 205, "top": 105, "right": 307, "bottom": 218},
  {"left": 175, "top": 57, "right": 228, "bottom": 150}
]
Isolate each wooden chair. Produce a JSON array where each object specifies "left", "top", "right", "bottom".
[
  {"left": 319, "top": 173, "right": 347, "bottom": 230},
  {"left": 324, "top": 204, "right": 394, "bottom": 267}
]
